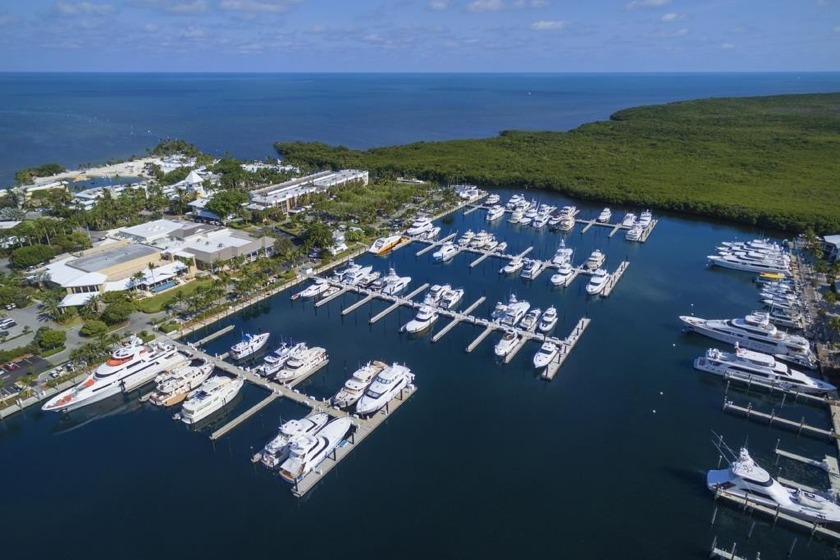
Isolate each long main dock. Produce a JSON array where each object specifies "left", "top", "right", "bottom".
[
  {"left": 369, "top": 283, "right": 430, "bottom": 324},
  {"left": 602, "top": 261, "right": 630, "bottom": 297},
  {"left": 432, "top": 296, "right": 485, "bottom": 343},
  {"left": 195, "top": 324, "right": 235, "bottom": 346},
  {"left": 542, "top": 317, "right": 591, "bottom": 380},
  {"left": 722, "top": 399, "right": 834, "bottom": 440},
  {"left": 774, "top": 443, "right": 840, "bottom": 497},
  {"left": 210, "top": 393, "right": 278, "bottom": 441}
]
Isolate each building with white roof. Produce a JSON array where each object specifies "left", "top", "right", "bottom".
[{"left": 247, "top": 169, "right": 368, "bottom": 212}]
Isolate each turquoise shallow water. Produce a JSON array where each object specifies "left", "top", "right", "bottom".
[{"left": 1, "top": 194, "right": 837, "bottom": 559}]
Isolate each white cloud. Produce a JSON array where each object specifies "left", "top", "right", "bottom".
[
  {"left": 53, "top": 1, "right": 116, "bottom": 16},
  {"left": 721, "top": 42, "right": 734, "bottom": 49},
  {"left": 179, "top": 25, "right": 205, "bottom": 38},
  {"left": 130, "top": 0, "right": 206, "bottom": 14},
  {"left": 429, "top": 0, "right": 448, "bottom": 10},
  {"left": 627, "top": 0, "right": 671, "bottom": 9},
  {"left": 531, "top": 20, "right": 567, "bottom": 31},
  {"left": 143, "top": 22, "right": 158, "bottom": 32},
  {"left": 220, "top": 0, "right": 301, "bottom": 12},
  {"left": 468, "top": 0, "right": 504, "bottom": 11},
  {"left": 647, "top": 27, "right": 688, "bottom": 38},
  {"left": 661, "top": 12, "right": 684, "bottom": 22}
]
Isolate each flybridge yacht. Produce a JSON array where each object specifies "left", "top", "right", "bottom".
[
  {"left": 279, "top": 417, "right": 353, "bottom": 483},
  {"left": 637, "top": 209, "right": 652, "bottom": 227},
  {"left": 356, "top": 363, "right": 414, "bottom": 418},
  {"left": 43, "top": 338, "right": 185, "bottom": 412},
  {"left": 680, "top": 310, "right": 812, "bottom": 359},
  {"left": 559, "top": 205, "right": 579, "bottom": 217},
  {"left": 458, "top": 230, "right": 475, "bottom": 247},
  {"left": 519, "top": 308, "right": 541, "bottom": 332},
  {"left": 379, "top": 267, "right": 412, "bottom": 296},
  {"left": 552, "top": 214, "right": 575, "bottom": 232},
  {"left": 585, "top": 268, "right": 609, "bottom": 295},
  {"left": 508, "top": 209, "right": 524, "bottom": 224},
  {"left": 405, "top": 216, "right": 434, "bottom": 236},
  {"left": 256, "top": 341, "right": 307, "bottom": 377},
  {"left": 180, "top": 375, "right": 244, "bottom": 425},
  {"left": 625, "top": 224, "right": 643, "bottom": 242},
  {"left": 401, "top": 305, "right": 439, "bottom": 334},
  {"left": 501, "top": 256, "right": 525, "bottom": 274},
  {"left": 533, "top": 341, "right": 559, "bottom": 369},
  {"left": 538, "top": 306, "right": 558, "bottom": 332},
  {"left": 230, "top": 332, "right": 270, "bottom": 360},
  {"left": 331, "top": 361, "right": 388, "bottom": 410},
  {"left": 597, "top": 208, "right": 611, "bottom": 223},
  {"left": 500, "top": 297, "right": 530, "bottom": 327},
  {"left": 426, "top": 285, "right": 465, "bottom": 309},
  {"left": 520, "top": 259, "right": 545, "bottom": 280},
  {"left": 694, "top": 345, "right": 835, "bottom": 394},
  {"left": 259, "top": 413, "right": 330, "bottom": 469},
  {"left": 707, "top": 439, "right": 840, "bottom": 525},
  {"left": 486, "top": 193, "right": 500, "bottom": 205},
  {"left": 432, "top": 242, "right": 459, "bottom": 262},
  {"left": 621, "top": 213, "right": 636, "bottom": 227},
  {"left": 551, "top": 240, "right": 574, "bottom": 266},
  {"left": 550, "top": 262, "right": 574, "bottom": 287},
  {"left": 585, "top": 250, "right": 606, "bottom": 270},
  {"left": 494, "top": 328, "right": 520, "bottom": 357},
  {"left": 149, "top": 359, "right": 215, "bottom": 407},
  {"left": 299, "top": 278, "right": 331, "bottom": 299},
  {"left": 275, "top": 346, "right": 328, "bottom": 384},
  {"left": 486, "top": 205, "right": 505, "bottom": 221}
]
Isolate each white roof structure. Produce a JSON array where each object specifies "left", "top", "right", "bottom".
[
  {"left": 59, "top": 293, "right": 98, "bottom": 308},
  {"left": 116, "top": 219, "right": 185, "bottom": 244},
  {"left": 176, "top": 229, "right": 252, "bottom": 254},
  {"left": 43, "top": 258, "right": 108, "bottom": 289},
  {"left": 184, "top": 170, "right": 204, "bottom": 185},
  {"left": 0, "top": 221, "right": 21, "bottom": 230},
  {"left": 823, "top": 234, "right": 840, "bottom": 248}
]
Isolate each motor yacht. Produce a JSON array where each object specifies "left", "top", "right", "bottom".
[
  {"left": 708, "top": 253, "right": 790, "bottom": 274},
  {"left": 275, "top": 346, "right": 328, "bottom": 384},
  {"left": 508, "top": 209, "right": 524, "bottom": 224},
  {"left": 368, "top": 234, "right": 404, "bottom": 255},
  {"left": 500, "top": 297, "right": 530, "bottom": 327},
  {"left": 405, "top": 216, "right": 434, "bottom": 237},
  {"left": 401, "top": 305, "right": 439, "bottom": 333},
  {"left": 637, "top": 209, "right": 653, "bottom": 228},
  {"left": 179, "top": 375, "right": 244, "bottom": 425},
  {"left": 381, "top": 268, "right": 412, "bottom": 296},
  {"left": 423, "top": 284, "right": 448, "bottom": 306},
  {"left": 694, "top": 345, "right": 835, "bottom": 394},
  {"left": 230, "top": 332, "right": 270, "bottom": 360},
  {"left": 342, "top": 265, "right": 375, "bottom": 286},
  {"left": 279, "top": 417, "right": 353, "bottom": 483},
  {"left": 469, "top": 230, "right": 493, "bottom": 249},
  {"left": 356, "top": 363, "right": 414, "bottom": 418},
  {"left": 621, "top": 213, "right": 637, "bottom": 227},
  {"left": 299, "top": 278, "right": 331, "bottom": 299},
  {"left": 257, "top": 342, "right": 307, "bottom": 377},
  {"left": 531, "top": 214, "right": 549, "bottom": 229},
  {"left": 538, "top": 306, "right": 558, "bottom": 333},
  {"left": 43, "top": 338, "right": 185, "bottom": 412},
  {"left": 494, "top": 329, "right": 520, "bottom": 357},
  {"left": 707, "top": 443, "right": 840, "bottom": 525},
  {"left": 486, "top": 193, "right": 501, "bottom": 205},
  {"left": 439, "top": 287, "right": 464, "bottom": 309},
  {"left": 501, "top": 256, "right": 525, "bottom": 274},
  {"left": 585, "top": 250, "right": 606, "bottom": 270},
  {"left": 486, "top": 205, "right": 505, "bottom": 221},
  {"left": 520, "top": 259, "right": 545, "bottom": 280},
  {"left": 519, "top": 216, "right": 533, "bottom": 226},
  {"left": 559, "top": 205, "right": 579, "bottom": 217},
  {"left": 331, "top": 259, "right": 363, "bottom": 283},
  {"left": 432, "top": 242, "right": 459, "bottom": 262},
  {"left": 551, "top": 240, "right": 574, "bottom": 266},
  {"left": 149, "top": 359, "right": 215, "bottom": 407},
  {"left": 585, "top": 268, "right": 609, "bottom": 295},
  {"left": 494, "top": 241, "right": 508, "bottom": 253},
  {"left": 552, "top": 215, "right": 575, "bottom": 232},
  {"left": 550, "top": 262, "right": 575, "bottom": 287},
  {"left": 457, "top": 229, "right": 475, "bottom": 247},
  {"left": 625, "top": 224, "right": 643, "bottom": 242},
  {"left": 766, "top": 307, "right": 805, "bottom": 330},
  {"left": 331, "top": 361, "right": 388, "bottom": 409},
  {"left": 519, "top": 308, "right": 541, "bottom": 332},
  {"left": 419, "top": 226, "right": 441, "bottom": 241},
  {"left": 506, "top": 194, "right": 526, "bottom": 211},
  {"left": 259, "top": 412, "right": 330, "bottom": 468},
  {"left": 597, "top": 208, "right": 612, "bottom": 223},
  {"left": 680, "top": 310, "right": 813, "bottom": 358},
  {"left": 533, "top": 341, "right": 559, "bottom": 368}
]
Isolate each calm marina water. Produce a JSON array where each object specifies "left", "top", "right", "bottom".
[
  {"left": 2, "top": 73, "right": 840, "bottom": 558},
  {"left": 1, "top": 195, "right": 838, "bottom": 559}
]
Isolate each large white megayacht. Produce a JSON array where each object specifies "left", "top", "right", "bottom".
[
  {"left": 229, "top": 332, "right": 270, "bottom": 360},
  {"left": 355, "top": 362, "right": 414, "bottom": 418},
  {"left": 331, "top": 361, "right": 388, "bottom": 409},
  {"left": 179, "top": 375, "right": 244, "bottom": 425},
  {"left": 43, "top": 337, "right": 186, "bottom": 413},
  {"left": 149, "top": 359, "right": 215, "bottom": 407},
  {"left": 694, "top": 345, "right": 835, "bottom": 394},
  {"left": 279, "top": 416, "right": 354, "bottom": 483},
  {"left": 707, "top": 439, "right": 840, "bottom": 525},
  {"left": 258, "top": 412, "right": 330, "bottom": 468}
]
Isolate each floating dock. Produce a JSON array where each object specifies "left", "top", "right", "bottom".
[
  {"left": 723, "top": 375, "right": 838, "bottom": 407},
  {"left": 315, "top": 286, "right": 348, "bottom": 307},
  {"left": 415, "top": 232, "right": 457, "bottom": 257},
  {"left": 601, "top": 261, "right": 629, "bottom": 297},
  {"left": 369, "top": 283, "right": 430, "bottom": 324},
  {"left": 722, "top": 399, "right": 834, "bottom": 440},
  {"left": 210, "top": 393, "right": 278, "bottom": 441},
  {"left": 341, "top": 293, "right": 376, "bottom": 316},
  {"left": 542, "top": 317, "right": 591, "bottom": 381},
  {"left": 195, "top": 324, "right": 235, "bottom": 346},
  {"left": 432, "top": 297, "right": 485, "bottom": 343},
  {"left": 503, "top": 331, "right": 537, "bottom": 364},
  {"left": 466, "top": 324, "right": 497, "bottom": 353},
  {"left": 775, "top": 443, "right": 840, "bottom": 497}
]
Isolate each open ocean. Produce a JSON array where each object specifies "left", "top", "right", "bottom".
[{"left": 1, "top": 74, "right": 840, "bottom": 559}]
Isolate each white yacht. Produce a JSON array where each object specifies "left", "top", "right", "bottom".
[
  {"left": 486, "top": 193, "right": 500, "bottom": 205},
  {"left": 342, "top": 265, "right": 375, "bottom": 286},
  {"left": 767, "top": 307, "right": 805, "bottom": 330},
  {"left": 331, "top": 361, "right": 388, "bottom": 410},
  {"left": 508, "top": 209, "right": 524, "bottom": 224},
  {"left": 486, "top": 205, "right": 505, "bottom": 221},
  {"left": 695, "top": 346, "right": 834, "bottom": 393},
  {"left": 179, "top": 375, "right": 244, "bottom": 425},
  {"left": 401, "top": 305, "right": 439, "bottom": 333},
  {"left": 419, "top": 226, "right": 441, "bottom": 241},
  {"left": 494, "top": 241, "right": 508, "bottom": 253},
  {"left": 356, "top": 363, "right": 414, "bottom": 418},
  {"left": 332, "top": 259, "right": 363, "bottom": 283},
  {"left": 520, "top": 259, "right": 545, "bottom": 280},
  {"left": 621, "top": 213, "right": 636, "bottom": 227},
  {"left": 680, "top": 311, "right": 812, "bottom": 358},
  {"left": 469, "top": 230, "right": 493, "bottom": 249},
  {"left": 559, "top": 205, "right": 579, "bottom": 217},
  {"left": 500, "top": 297, "right": 530, "bottom": 327},
  {"left": 533, "top": 341, "right": 559, "bottom": 368},
  {"left": 405, "top": 216, "right": 433, "bottom": 236},
  {"left": 494, "top": 329, "right": 520, "bottom": 357},
  {"left": 538, "top": 306, "right": 558, "bottom": 333},
  {"left": 550, "top": 262, "right": 575, "bottom": 287},
  {"left": 299, "top": 278, "right": 331, "bottom": 299},
  {"left": 519, "top": 308, "right": 541, "bottom": 332},
  {"left": 625, "top": 224, "right": 643, "bottom": 242},
  {"left": 531, "top": 214, "right": 549, "bottom": 229},
  {"left": 708, "top": 253, "right": 790, "bottom": 274},
  {"left": 275, "top": 346, "right": 328, "bottom": 384},
  {"left": 501, "top": 256, "right": 525, "bottom": 274},
  {"left": 506, "top": 194, "right": 526, "bottom": 210},
  {"left": 43, "top": 338, "right": 185, "bottom": 412},
  {"left": 259, "top": 412, "right": 330, "bottom": 468},
  {"left": 423, "top": 284, "right": 448, "bottom": 306},
  {"left": 519, "top": 216, "right": 533, "bottom": 226},
  {"left": 439, "top": 287, "right": 464, "bottom": 309},
  {"left": 358, "top": 269, "right": 381, "bottom": 288},
  {"left": 597, "top": 208, "right": 612, "bottom": 223},
  {"left": 707, "top": 444, "right": 840, "bottom": 525},
  {"left": 585, "top": 250, "right": 606, "bottom": 270},
  {"left": 720, "top": 238, "right": 780, "bottom": 251},
  {"left": 551, "top": 240, "right": 573, "bottom": 266},
  {"left": 585, "top": 268, "right": 609, "bottom": 295},
  {"left": 432, "top": 242, "right": 459, "bottom": 262},
  {"left": 229, "top": 332, "right": 270, "bottom": 360},
  {"left": 457, "top": 229, "right": 475, "bottom": 247},
  {"left": 149, "top": 359, "right": 215, "bottom": 407},
  {"left": 257, "top": 342, "right": 307, "bottom": 377},
  {"left": 637, "top": 209, "right": 653, "bottom": 227},
  {"left": 279, "top": 417, "right": 353, "bottom": 483},
  {"left": 368, "top": 234, "right": 404, "bottom": 255},
  {"left": 553, "top": 215, "right": 575, "bottom": 232},
  {"left": 381, "top": 269, "right": 411, "bottom": 296}
]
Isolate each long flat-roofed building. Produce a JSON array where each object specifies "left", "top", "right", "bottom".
[{"left": 247, "top": 169, "right": 368, "bottom": 212}]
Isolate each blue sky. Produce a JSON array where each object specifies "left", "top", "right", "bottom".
[{"left": 0, "top": 1, "right": 837, "bottom": 72}]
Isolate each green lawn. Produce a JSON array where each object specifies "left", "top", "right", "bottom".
[{"left": 134, "top": 279, "right": 214, "bottom": 314}]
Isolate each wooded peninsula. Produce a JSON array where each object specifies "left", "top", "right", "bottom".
[{"left": 275, "top": 93, "right": 840, "bottom": 234}]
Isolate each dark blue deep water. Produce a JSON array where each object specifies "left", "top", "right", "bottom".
[{"left": 1, "top": 74, "right": 840, "bottom": 559}]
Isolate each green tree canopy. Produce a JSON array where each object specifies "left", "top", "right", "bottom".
[
  {"left": 9, "top": 244, "right": 55, "bottom": 269},
  {"left": 79, "top": 320, "right": 109, "bottom": 338},
  {"left": 303, "top": 221, "right": 333, "bottom": 250},
  {"left": 34, "top": 326, "right": 66, "bottom": 350},
  {"left": 205, "top": 189, "right": 249, "bottom": 221},
  {"left": 100, "top": 301, "right": 134, "bottom": 325}
]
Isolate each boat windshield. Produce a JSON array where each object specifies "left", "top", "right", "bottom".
[{"left": 367, "top": 390, "right": 382, "bottom": 399}]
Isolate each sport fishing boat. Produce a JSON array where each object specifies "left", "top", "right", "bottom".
[
  {"left": 149, "top": 359, "right": 215, "bottom": 407},
  {"left": 401, "top": 305, "right": 439, "bottom": 333},
  {"left": 550, "top": 240, "right": 573, "bottom": 266},
  {"left": 585, "top": 268, "right": 609, "bottom": 295},
  {"left": 179, "top": 375, "right": 244, "bottom": 425},
  {"left": 494, "top": 329, "right": 520, "bottom": 357},
  {"left": 432, "top": 242, "right": 459, "bottom": 262},
  {"left": 707, "top": 439, "right": 840, "bottom": 525},
  {"left": 230, "top": 332, "right": 270, "bottom": 360},
  {"left": 298, "top": 278, "right": 331, "bottom": 299},
  {"left": 538, "top": 306, "right": 558, "bottom": 332},
  {"left": 368, "top": 234, "right": 404, "bottom": 255},
  {"left": 279, "top": 417, "right": 353, "bottom": 483},
  {"left": 597, "top": 208, "right": 612, "bottom": 223},
  {"left": 356, "top": 363, "right": 414, "bottom": 418},
  {"left": 380, "top": 267, "right": 412, "bottom": 296},
  {"left": 585, "top": 250, "right": 606, "bottom": 270},
  {"left": 331, "top": 361, "right": 388, "bottom": 409},
  {"left": 694, "top": 345, "right": 835, "bottom": 394},
  {"left": 533, "top": 341, "right": 559, "bottom": 368},
  {"left": 258, "top": 413, "right": 330, "bottom": 468},
  {"left": 43, "top": 338, "right": 185, "bottom": 413},
  {"left": 550, "top": 262, "right": 575, "bottom": 287},
  {"left": 275, "top": 346, "right": 328, "bottom": 384}
]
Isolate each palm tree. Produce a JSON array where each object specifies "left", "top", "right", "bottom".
[
  {"left": 79, "top": 294, "right": 101, "bottom": 320},
  {"left": 39, "top": 294, "right": 64, "bottom": 323},
  {"left": 130, "top": 270, "right": 146, "bottom": 291}
]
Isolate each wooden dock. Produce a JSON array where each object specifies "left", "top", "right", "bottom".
[
  {"left": 291, "top": 385, "right": 417, "bottom": 497},
  {"left": 723, "top": 374, "right": 837, "bottom": 407},
  {"left": 210, "top": 393, "right": 278, "bottom": 440},
  {"left": 315, "top": 286, "right": 348, "bottom": 307},
  {"left": 775, "top": 444, "right": 840, "bottom": 497},
  {"left": 602, "top": 261, "right": 629, "bottom": 297},
  {"left": 369, "top": 283, "right": 429, "bottom": 324},
  {"left": 341, "top": 293, "right": 376, "bottom": 316},
  {"left": 432, "top": 296, "right": 485, "bottom": 343},
  {"left": 542, "top": 317, "right": 591, "bottom": 380},
  {"left": 195, "top": 324, "right": 234, "bottom": 347},
  {"left": 722, "top": 399, "right": 835, "bottom": 440},
  {"left": 503, "top": 331, "right": 535, "bottom": 364},
  {"left": 466, "top": 324, "right": 497, "bottom": 353}
]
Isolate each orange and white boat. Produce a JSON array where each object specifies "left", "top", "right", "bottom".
[{"left": 42, "top": 337, "right": 186, "bottom": 413}]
